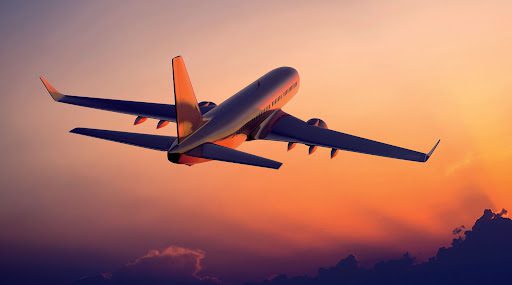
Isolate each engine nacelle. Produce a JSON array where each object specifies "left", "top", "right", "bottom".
[
  {"left": 198, "top": 101, "right": 217, "bottom": 108},
  {"left": 306, "top": 118, "right": 328, "bottom": 129},
  {"left": 306, "top": 118, "right": 327, "bottom": 155}
]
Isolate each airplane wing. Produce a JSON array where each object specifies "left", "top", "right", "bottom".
[
  {"left": 260, "top": 112, "right": 439, "bottom": 162},
  {"left": 70, "top": 128, "right": 176, "bottom": 151},
  {"left": 40, "top": 77, "right": 215, "bottom": 122}
]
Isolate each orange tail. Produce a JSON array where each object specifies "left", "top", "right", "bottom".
[{"left": 172, "top": 56, "right": 203, "bottom": 142}]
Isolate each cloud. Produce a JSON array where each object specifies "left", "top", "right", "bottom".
[
  {"left": 445, "top": 153, "right": 476, "bottom": 176},
  {"left": 74, "top": 245, "right": 220, "bottom": 285},
  {"left": 247, "top": 208, "right": 512, "bottom": 285}
]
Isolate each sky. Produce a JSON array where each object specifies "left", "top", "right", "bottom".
[{"left": 1, "top": 0, "right": 512, "bottom": 284}]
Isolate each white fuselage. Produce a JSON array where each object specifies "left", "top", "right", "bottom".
[{"left": 168, "top": 67, "right": 299, "bottom": 164}]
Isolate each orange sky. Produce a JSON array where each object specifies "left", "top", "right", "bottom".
[{"left": 1, "top": 0, "right": 512, "bottom": 281}]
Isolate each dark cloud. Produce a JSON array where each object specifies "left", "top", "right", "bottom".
[
  {"left": 74, "top": 246, "right": 220, "bottom": 285},
  {"left": 247, "top": 208, "right": 512, "bottom": 285}
]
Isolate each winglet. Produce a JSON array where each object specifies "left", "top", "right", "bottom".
[
  {"left": 425, "top": 139, "right": 441, "bottom": 161},
  {"left": 40, "top": 76, "right": 65, "bottom": 101}
]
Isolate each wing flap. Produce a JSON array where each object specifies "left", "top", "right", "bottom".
[
  {"left": 187, "top": 143, "right": 282, "bottom": 169},
  {"left": 70, "top": 128, "right": 176, "bottom": 151},
  {"left": 263, "top": 113, "right": 438, "bottom": 162}
]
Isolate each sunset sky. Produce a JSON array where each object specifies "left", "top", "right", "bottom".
[{"left": 1, "top": 1, "right": 512, "bottom": 284}]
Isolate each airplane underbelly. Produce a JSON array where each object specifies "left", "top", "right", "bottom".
[
  {"left": 177, "top": 154, "right": 210, "bottom": 166},
  {"left": 214, "top": 133, "right": 247, "bottom": 148}
]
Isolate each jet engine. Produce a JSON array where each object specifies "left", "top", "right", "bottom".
[
  {"left": 306, "top": 118, "right": 328, "bottom": 154},
  {"left": 154, "top": 102, "right": 216, "bottom": 130},
  {"left": 285, "top": 118, "right": 339, "bottom": 158},
  {"left": 198, "top": 101, "right": 217, "bottom": 108},
  {"left": 306, "top": 118, "right": 328, "bottom": 128}
]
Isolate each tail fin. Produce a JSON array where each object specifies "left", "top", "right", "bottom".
[{"left": 172, "top": 56, "right": 203, "bottom": 142}]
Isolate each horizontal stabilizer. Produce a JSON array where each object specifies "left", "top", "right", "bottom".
[
  {"left": 188, "top": 143, "right": 282, "bottom": 169},
  {"left": 70, "top": 128, "right": 176, "bottom": 151}
]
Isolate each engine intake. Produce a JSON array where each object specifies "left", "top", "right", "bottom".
[
  {"left": 198, "top": 101, "right": 217, "bottom": 108},
  {"left": 306, "top": 118, "right": 327, "bottom": 129}
]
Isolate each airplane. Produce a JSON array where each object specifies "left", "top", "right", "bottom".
[{"left": 40, "top": 56, "right": 439, "bottom": 169}]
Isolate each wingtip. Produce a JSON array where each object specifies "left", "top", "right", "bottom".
[
  {"left": 425, "top": 139, "right": 441, "bottom": 161},
  {"left": 69, "top": 128, "right": 82, "bottom": 134},
  {"left": 40, "top": 76, "right": 64, "bottom": 101}
]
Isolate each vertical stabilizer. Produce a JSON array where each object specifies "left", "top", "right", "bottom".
[{"left": 172, "top": 56, "right": 203, "bottom": 142}]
